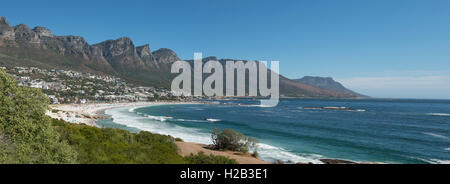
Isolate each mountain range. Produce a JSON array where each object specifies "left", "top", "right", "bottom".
[{"left": 0, "top": 16, "right": 365, "bottom": 98}]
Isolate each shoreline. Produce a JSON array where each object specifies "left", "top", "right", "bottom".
[
  {"left": 46, "top": 101, "right": 271, "bottom": 164},
  {"left": 46, "top": 101, "right": 200, "bottom": 127},
  {"left": 46, "top": 101, "right": 383, "bottom": 164}
]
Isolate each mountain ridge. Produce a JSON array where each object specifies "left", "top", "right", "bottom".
[
  {"left": 0, "top": 16, "right": 362, "bottom": 98},
  {"left": 294, "top": 76, "right": 366, "bottom": 97}
]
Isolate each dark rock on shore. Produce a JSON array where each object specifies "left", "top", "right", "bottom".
[{"left": 319, "top": 159, "right": 358, "bottom": 164}]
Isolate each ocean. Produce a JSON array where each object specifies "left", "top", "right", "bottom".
[{"left": 97, "top": 98, "right": 450, "bottom": 164}]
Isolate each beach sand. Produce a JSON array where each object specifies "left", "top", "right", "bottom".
[
  {"left": 46, "top": 101, "right": 197, "bottom": 127},
  {"left": 176, "top": 141, "right": 270, "bottom": 164}
]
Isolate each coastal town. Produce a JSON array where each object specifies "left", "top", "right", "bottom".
[{"left": 1, "top": 66, "right": 190, "bottom": 104}]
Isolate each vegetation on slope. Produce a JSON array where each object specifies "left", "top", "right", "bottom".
[
  {"left": 184, "top": 152, "right": 238, "bottom": 164},
  {"left": 0, "top": 69, "right": 77, "bottom": 163},
  {"left": 52, "top": 119, "right": 186, "bottom": 164},
  {"left": 0, "top": 69, "right": 237, "bottom": 164}
]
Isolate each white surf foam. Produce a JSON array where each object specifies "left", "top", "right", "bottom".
[
  {"left": 427, "top": 113, "right": 450, "bottom": 117},
  {"left": 128, "top": 107, "right": 137, "bottom": 112},
  {"left": 444, "top": 148, "right": 450, "bottom": 151},
  {"left": 353, "top": 109, "right": 366, "bottom": 112},
  {"left": 147, "top": 115, "right": 172, "bottom": 122},
  {"left": 206, "top": 118, "right": 221, "bottom": 122},
  {"left": 174, "top": 118, "right": 206, "bottom": 122},
  {"left": 104, "top": 106, "right": 324, "bottom": 164},
  {"left": 257, "top": 143, "right": 324, "bottom": 164},
  {"left": 250, "top": 104, "right": 273, "bottom": 108},
  {"left": 105, "top": 107, "right": 211, "bottom": 144},
  {"left": 423, "top": 132, "right": 450, "bottom": 140},
  {"left": 422, "top": 158, "right": 450, "bottom": 164}
]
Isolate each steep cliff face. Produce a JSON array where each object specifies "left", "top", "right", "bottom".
[
  {"left": 136, "top": 44, "right": 156, "bottom": 66},
  {"left": 0, "top": 17, "right": 15, "bottom": 42},
  {"left": 94, "top": 37, "right": 148, "bottom": 71},
  {"left": 152, "top": 48, "right": 180, "bottom": 64},
  {"left": 32, "top": 26, "right": 53, "bottom": 38}
]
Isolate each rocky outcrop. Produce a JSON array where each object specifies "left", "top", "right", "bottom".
[
  {"left": 13, "top": 24, "right": 41, "bottom": 44},
  {"left": 0, "top": 17, "right": 15, "bottom": 41},
  {"left": 94, "top": 37, "right": 150, "bottom": 71},
  {"left": 152, "top": 48, "right": 180, "bottom": 64},
  {"left": 136, "top": 44, "right": 156, "bottom": 66},
  {"left": 319, "top": 159, "right": 358, "bottom": 164},
  {"left": 32, "top": 26, "right": 53, "bottom": 38}
]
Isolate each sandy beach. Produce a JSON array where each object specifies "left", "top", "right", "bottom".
[{"left": 46, "top": 101, "right": 198, "bottom": 127}]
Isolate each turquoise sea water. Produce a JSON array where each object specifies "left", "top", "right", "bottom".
[{"left": 97, "top": 99, "right": 450, "bottom": 164}]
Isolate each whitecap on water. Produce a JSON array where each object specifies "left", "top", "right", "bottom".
[
  {"left": 147, "top": 115, "right": 172, "bottom": 122},
  {"left": 423, "top": 132, "right": 450, "bottom": 140},
  {"left": 427, "top": 113, "right": 450, "bottom": 117},
  {"left": 423, "top": 158, "right": 450, "bottom": 164}
]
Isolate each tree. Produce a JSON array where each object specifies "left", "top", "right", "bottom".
[
  {"left": 0, "top": 69, "right": 77, "bottom": 163},
  {"left": 211, "top": 128, "right": 258, "bottom": 154}
]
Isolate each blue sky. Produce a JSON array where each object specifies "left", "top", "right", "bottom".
[{"left": 2, "top": 0, "right": 450, "bottom": 99}]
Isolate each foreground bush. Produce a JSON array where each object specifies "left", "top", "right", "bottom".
[
  {"left": 0, "top": 70, "right": 77, "bottom": 163},
  {"left": 52, "top": 120, "right": 239, "bottom": 164},
  {"left": 184, "top": 152, "right": 238, "bottom": 164},
  {"left": 52, "top": 119, "right": 186, "bottom": 164},
  {"left": 0, "top": 69, "right": 240, "bottom": 164},
  {"left": 211, "top": 128, "right": 258, "bottom": 154}
]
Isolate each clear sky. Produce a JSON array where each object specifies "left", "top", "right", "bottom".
[{"left": 2, "top": 0, "right": 450, "bottom": 99}]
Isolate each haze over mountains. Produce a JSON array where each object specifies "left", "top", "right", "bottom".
[{"left": 0, "top": 16, "right": 364, "bottom": 98}]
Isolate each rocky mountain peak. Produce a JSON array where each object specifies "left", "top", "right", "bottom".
[
  {"left": 116, "top": 37, "right": 133, "bottom": 44},
  {"left": 13, "top": 24, "right": 40, "bottom": 44},
  {"left": 0, "top": 16, "right": 9, "bottom": 26},
  {"left": 55, "top": 35, "right": 88, "bottom": 48},
  {"left": 95, "top": 37, "right": 137, "bottom": 57},
  {"left": 136, "top": 44, "right": 151, "bottom": 57},
  {"left": 33, "top": 26, "right": 53, "bottom": 37},
  {"left": 203, "top": 56, "right": 218, "bottom": 61},
  {"left": 0, "top": 17, "right": 14, "bottom": 41},
  {"left": 152, "top": 48, "right": 180, "bottom": 63},
  {"left": 14, "top": 24, "right": 32, "bottom": 32}
]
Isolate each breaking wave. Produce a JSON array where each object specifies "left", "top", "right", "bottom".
[
  {"left": 103, "top": 106, "right": 325, "bottom": 164},
  {"left": 427, "top": 113, "right": 450, "bottom": 117},
  {"left": 423, "top": 132, "right": 450, "bottom": 140}
]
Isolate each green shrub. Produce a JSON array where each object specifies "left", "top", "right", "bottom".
[
  {"left": 211, "top": 128, "right": 258, "bottom": 153},
  {"left": 52, "top": 119, "right": 186, "bottom": 164},
  {"left": 184, "top": 152, "right": 238, "bottom": 164},
  {"left": 0, "top": 69, "right": 77, "bottom": 163},
  {"left": 175, "top": 137, "right": 184, "bottom": 142}
]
